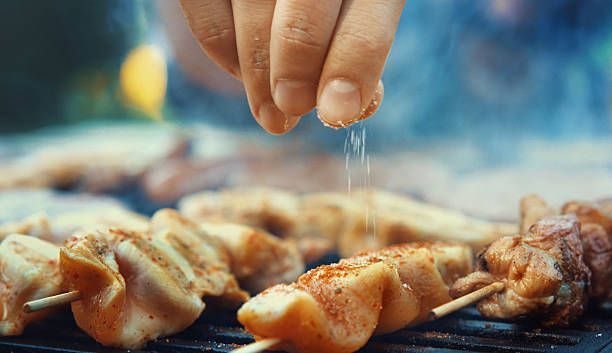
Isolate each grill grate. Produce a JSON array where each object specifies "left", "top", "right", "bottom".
[{"left": 1, "top": 305, "right": 610, "bottom": 353}]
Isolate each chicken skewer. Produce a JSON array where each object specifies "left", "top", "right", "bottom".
[
  {"left": 0, "top": 234, "right": 63, "bottom": 336},
  {"left": 178, "top": 187, "right": 517, "bottom": 260},
  {"left": 235, "top": 242, "right": 473, "bottom": 353},
  {"left": 450, "top": 214, "right": 591, "bottom": 326},
  {"left": 18, "top": 209, "right": 303, "bottom": 348},
  {"left": 425, "top": 195, "right": 612, "bottom": 324},
  {"left": 233, "top": 280, "right": 505, "bottom": 353}
]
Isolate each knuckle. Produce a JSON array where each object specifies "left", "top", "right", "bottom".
[
  {"left": 335, "top": 28, "right": 391, "bottom": 55},
  {"left": 277, "top": 15, "right": 324, "bottom": 50},
  {"left": 195, "top": 22, "right": 234, "bottom": 48},
  {"left": 246, "top": 43, "right": 270, "bottom": 72}
]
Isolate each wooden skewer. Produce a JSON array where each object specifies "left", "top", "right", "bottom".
[
  {"left": 428, "top": 281, "right": 505, "bottom": 321},
  {"left": 231, "top": 337, "right": 283, "bottom": 353},
  {"left": 23, "top": 290, "right": 82, "bottom": 313}
]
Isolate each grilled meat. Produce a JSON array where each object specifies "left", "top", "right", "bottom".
[
  {"left": 519, "top": 195, "right": 612, "bottom": 300},
  {"left": 237, "top": 242, "right": 473, "bottom": 353},
  {"left": 561, "top": 201, "right": 612, "bottom": 299},
  {"left": 60, "top": 225, "right": 247, "bottom": 349},
  {"left": 519, "top": 194, "right": 555, "bottom": 233},
  {"left": 0, "top": 208, "right": 148, "bottom": 244},
  {"left": 178, "top": 188, "right": 516, "bottom": 260},
  {"left": 200, "top": 223, "right": 304, "bottom": 293},
  {"left": 179, "top": 187, "right": 300, "bottom": 237},
  {"left": 450, "top": 215, "right": 591, "bottom": 326},
  {"left": 0, "top": 235, "right": 62, "bottom": 336}
]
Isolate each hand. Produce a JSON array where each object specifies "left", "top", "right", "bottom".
[{"left": 179, "top": 0, "right": 404, "bottom": 134}]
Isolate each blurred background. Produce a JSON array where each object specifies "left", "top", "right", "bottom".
[{"left": 1, "top": 0, "right": 612, "bottom": 220}]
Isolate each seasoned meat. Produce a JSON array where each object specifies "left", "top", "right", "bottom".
[
  {"left": 580, "top": 223, "right": 612, "bottom": 299},
  {"left": 519, "top": 194, "right": 555, "bottom": 233},
  {"left": 0, "top": 235, "right": 62, "bottom": 336},
  {"left": 0, "top": 207, "right": 148, "bottom": 244},
  {"left": 200, "top": 223, "right": 304, "bottom": 293},
  {"left": 0, "top": 213, "right": 51, "bottom": 242},
  {"left": 339, "top": 190, "right": 515, "bottom": 257},
  {"left": 562, "top": 201, "right": 612, "bottom": 235},
  {"left": 179, "top": 187, "right": 300, "bottom": 237},
  {"left": 61, "top": 229, "right": 207, "bottom": 348},
  {"left": 178, "top": 188, "right": 515, "bottom": 260},
  {"left": 450, "top": 215, "right": 591, "bottom": 326},
  {"left": 149, "top": 209, "right": 249, "bottom": 306},
  {"left": 60, "top": 216, "right": 251, "bottom": 349},
  {"left": 237, "top": 242, "right": 473, "bottom": 353},
  {"left": 561, "top": 201, "right": 612, "bottom": 299}
]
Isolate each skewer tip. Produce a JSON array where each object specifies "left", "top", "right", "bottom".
[
  {"left": 23, "top": 291, "right": 82, "bottom": 313},
  {"left": 231, "top": 337, "right": 283, "bottom": 353},
  {"left": 429, "top": 281, "right": 505, "bottom": 321}
]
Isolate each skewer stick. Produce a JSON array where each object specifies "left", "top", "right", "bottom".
[
  {"left": 429, "top": 281, "right": 505, "bottom": 321},
  {"left": 231, "top": 337, "right": 283, "bottom": 353},
  {"left": 23, "top": 290, "right": 82, "bottom": 313}
]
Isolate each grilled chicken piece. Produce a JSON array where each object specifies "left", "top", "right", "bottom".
[
  {"left": 149, "top": 210, "right": 250, "bottom": 302},
  {"left": 519, "top": 195, "right": 612, "bottom": 300},
  {"left": 339, "top": 190, "right": 516, "bottom": 257},
  {"left": 519, "top": 194, "right": 555, "bottom": 233},
  {"left": 561, "top": 201, "right": 612, "bottom": 299},
  {"left": 179, "top": 188, "right": 515, "bottom": 261},
  {"left": 200, "top": 223, "right": 304, "bottom": 293},
  {"left": 450, "top": 215, "right": 591, "bottom": 326},
  {"left": 179, "top": 187, "right": 300, "bottom": 237},
  {"left": 0, "top": 234, "right": 62, "bottom": 336},
  {"left": 580, "top": 223, "right": 612, "bottom": 299},
  {"left": 0, "top": 213, "right": 51, "bottom": 242},
  {"left": 238, "top": 242, "right": 473, "bottom": 353},
  {"left": 0, "top": 208, "right": 148, "bottom": 244},
  {"left": 60, "top": 224, "right": 248, "bottom": 349}
]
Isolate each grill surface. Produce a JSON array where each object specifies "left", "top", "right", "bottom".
[{"left": 1, "top": 305, "right": 610, "bottom": 353}]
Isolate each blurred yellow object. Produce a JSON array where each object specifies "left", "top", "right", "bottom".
[{"left": 120, "top": 44, "right": 167, "bottom": 120}]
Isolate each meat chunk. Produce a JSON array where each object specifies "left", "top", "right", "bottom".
[
  {"left": 0, "top": 234, "right": 62, "bottom": 336},
  {"left": 178, "top": 187, "right": 300, "bottom": 237},
  {"left": 149, "top": 209, "right": 249, "bottom": 306},
  {"left": 0, "top": 207, "right": 148, "bottom": 244},
  {"left": 200, "top": 223, "right": 304, "bottom": 293},
  {"left": 339, "top": 190, "right": 516, "bottom": 257},
  {"left": 450, "top": 215, "right": 591, "bottom": 326},
  {"left": 179, "top": 188, "right": 515, "bottom": 260},
  {"left": 237, "top": 242, "right": 473, "bottom": 353},
  {"left": 519, "top": 194, "right": 555, "bottom": 233},
  {"left": 60, "top": 225, "right": 247, "bottom": 349},
  {"left": 580, "top": 223, "right": 612, "bottom": 299},
  {"left": 561, "top": 201, "right": 612, "bottom": 299}
]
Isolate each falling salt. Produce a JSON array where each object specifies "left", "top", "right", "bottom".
[{"left": 344, "top": 123, "right": 375, "bottom": 237}]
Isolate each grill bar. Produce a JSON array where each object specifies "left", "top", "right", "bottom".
[{"left": 1, "top": 306, "right": 610, "bottom": 353}]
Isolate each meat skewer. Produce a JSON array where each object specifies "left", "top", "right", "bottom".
[
  {"left": 0, "top": 234, "right": 63, "bottom": 336},
  {"left": 18, "top": 209, "right": 303, "bottom": 348},
  {"left": 232, "top": 280, "right": 504, "bottom": 353},
  {"left": 235, "top": 242, "right": 473, "bottom": 353},
  {"left": 179, "top": 187, "right": 517, "bottom": 259},
  {"left": 418, "top": 196, "right": 612, "bottom": 325},
  {"left": 450, "top": 214, "right": 591, "bottom": 326}
]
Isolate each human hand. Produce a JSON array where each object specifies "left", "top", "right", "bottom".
[{"left": 179, "top": 0, "right": 405, "bottom": 134}]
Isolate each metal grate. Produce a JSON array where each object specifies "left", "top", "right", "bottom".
[{"left": 1, "top": 305, "right": 610, "bottom": 353}]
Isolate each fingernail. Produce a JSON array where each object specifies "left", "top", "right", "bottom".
[
  {"left": 318, "top": 79, "right": 361, "bottom": 127},
  {"left": 257, "top": 101, "right": 300, "bottom": 135},
  {"left": 273, "top": 80, "right": 316, "bottom": 116}
]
